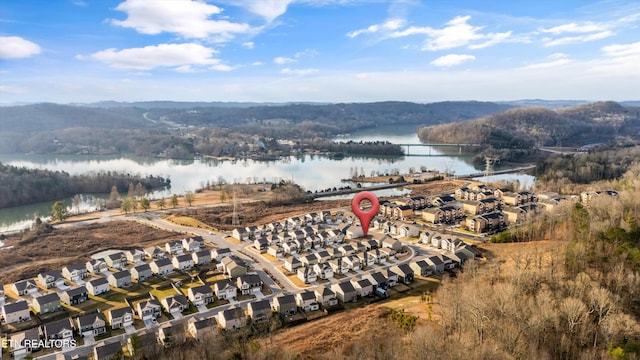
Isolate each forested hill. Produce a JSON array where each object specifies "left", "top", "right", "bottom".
[
  {"left": 0, "top": 103, "right": 150, "bottom": 132},
  {"left": 0, "top": 101, "right": 511, "bottom": 133},
  {"left": 0, "top": 162, "right": 170, "bottom": 208},
  {"left": 417, "top": 101, "right": 640, "bottom": 149},
  {"left": 145, "top": 101, "right": 513, "bottom": 133}
]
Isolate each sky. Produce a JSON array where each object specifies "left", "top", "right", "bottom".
[{"left": 0, "top": 0, "right": 639, "bottom": 104}]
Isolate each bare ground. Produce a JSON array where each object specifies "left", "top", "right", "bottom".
[{"left": 0, "top": 221, "right": 179, "bottom": 283}]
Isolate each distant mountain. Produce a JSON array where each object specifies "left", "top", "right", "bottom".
[
  {"left": 417, "top": 101, "right": 640, "bottom": 148},
  {"left": 0, "top": 100, "right": 512, "bottom": 133},
  {"left": 145, "top": 100, "right": 513, "bottom": 130},
  {"left": 497, "top": 99, "right": 591, "bottom": 109},
  {"left": 0, "top": 103, "right": 149, "bottom": 132}
]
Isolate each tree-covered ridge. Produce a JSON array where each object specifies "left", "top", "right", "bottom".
[
  {"left": 0, "top": 162, "right": 170, "bottom": 208},
  {"left": 417, "top": 101, "right": 640, "bottom": 149}
]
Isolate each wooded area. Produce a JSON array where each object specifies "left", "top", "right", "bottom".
[{"left": 0, "top": 162, "right": 170, "bottom": 208}]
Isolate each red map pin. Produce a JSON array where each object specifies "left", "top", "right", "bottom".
[{"left": 351, "top": 191, "right": 380, "bottom": 237}]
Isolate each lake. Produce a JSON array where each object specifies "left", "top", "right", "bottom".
[{"left": 0, "top": 125, "right": 534, "bottom": 232}]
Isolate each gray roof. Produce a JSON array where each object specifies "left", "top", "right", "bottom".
[
  {"left": 77, "top": 312, "right": 106, "bottom": 328},
  {"left": 64, "top": 286, "right": 88, "bottom": 297},
  {"left": 134, "top": 264, "right": 151, "bottom": 272},
  {"left": 109, "top": 306, "right": 133, "bottom": 318},
  {"left": 274, "top": 294, "right": 296, "bottom": 306},
  {"left": 44, "top": 318, "right": 73, "bottom": 336},
  {"left": 3, "top": 300, "right": 29, "bottom": 313},
  {"left": 297, "top": 290, "right": 315, "bottom": 301},
  {"left": 88, "top": 277, "right": 109, "bottom": 287},
  {"left": 35, "top": 292, "right": 60, "bottom": 305},
  {"left": 221, "top": 307, "right": 245, "bottom": 320},
  {"left": 94, "top": 340, "right": 122, "bottom": 359},
  {"left": 248, "top": 299, "right": 271, "bottom": 312},
  {"left": 336, "top": 281, "right": 356, "bottom": 293},
  {"left": 190, "top": 285, "right": 212, "bottom": 296},
  {"left": 153, "top": 258, "right": 172, "bottom": 267},
  {"left": 12, "top": 279, "right": 36, "bottom": 292},
  {"left": 190, "top": 316, "right": 216, "bottom": 330},
  {"left": 111, "top": 270, "right": 130, "bottom": 279}
]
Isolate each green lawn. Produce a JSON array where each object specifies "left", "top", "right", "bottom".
[{"left": 150, "top": 287, "right": 179, "bottom": 300}]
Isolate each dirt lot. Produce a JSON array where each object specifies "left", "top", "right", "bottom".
[{"left": 0, "top": 221, "right": 179, "bottom": 283}]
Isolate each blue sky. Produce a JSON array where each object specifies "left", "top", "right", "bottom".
[{"left": 1, "top": 0, "right": 639, "bottom": 104}]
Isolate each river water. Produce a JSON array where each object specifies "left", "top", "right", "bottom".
[{"left": 0, "top": 125, "right": 534, "bottom": 232}]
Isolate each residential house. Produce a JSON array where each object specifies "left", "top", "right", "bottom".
[
  {"left": 247, "top": 299, "right": 272, "bottom": 323},
  {"left": 345, "top": 225, "right": 364, "bottom": 239},
  {"left": 211, "top": 247, "right": 232, "bottom": 262},
  {"left": 385, "top": 269, "right": 399, "bottom": 287},
  {"left": 316, "top": 250, "right": 330, "bottom": 263},
  {"left": 382, "top": 237, "right": 402, "bottom": 252},
  {"left": 410, "top": 260, "right": 433, "bottom": 277},
  {"left": 37, "top": 270, "right": 65, "bottom": 289},
  {"left": 253, "top": 238, "right": 269, "bottom": 253},
  {"left": 351, "top": 277, "right": 373, "bottom": 297},
  {"left": 372, "top": 248, "right": 388, "bottom": 264},
  {"left": 42, "top": 318, "right": 74, "bottom": 341},
  {"left": 315, "top": 286, "right": 338, "bottom": 307},
  {"left": 60, "top": 286, "right": 89, "bottom": 305},
  {"left": 187, "top": 316, "right": 217, "bottom": 341},
  {"left": 1, "top": 301, "right": 30, "bottom": 323},
  {"left": 32, "top": 293, "right": 61, "bottom": 314},
  {"left": 172, "top": 254, "right": 195, "bottom": 271},
  {"left": 364, "top": 272, "right": 388, "bottom": 290},
  {"left": 282, "top": 241, "right": 298, "bottom": 255},
  {"left": 182, "top": 236, "right": 203, "bottom": 253},
  {"left": 105, "top": 252, "right": 127, "bottom": 270},
  {"left": 297, "top": 267, "right": 317, "bottom": 284},
  {"left": 214, "top": 280, "right": 237, "bottom": 301},
  {"left": 331, "top": 281, "right": 357, "bottom": 303},
  {"left": 502, "top": 192, "right": 522, "bottom": 206},
  {"left": 125, "top": 249, "right": 145, "bottom": 264},
  {"left": 218, "top": 307, "right": 246, "bottom": 330},
  {"left": 300, "top": 253, "right": 318, "bottom": 267},
  {"left": 272, "top": 294, "right": 297, "bottom": 317},
  {"left": 232, "top": 227, "right": 249, "bottom": 241},
  {"left": 268, "top": 222, "right": 284, "bottom": 234},
  {"left": 389, "top": 264, "right": 414, "bottom": 284},
  {"left": 76, "top": 312, "right": 107, "bottom": 337},
  {"left": 188, "top": 285, "right": 214, "bottom": 307},
  {"left": 93, "top": 341, "right": 124, "bottom": 360},
  {"left": 466, "top": 212, "right": 507, "bottom": 234},
  {"left": 343, "top": 255, "right": 361, "bottom": 271},
  {"left": 62, "top": 263, "right": 88, "bottom": 282},
  {"left": 150, "top": 258, "right": 174, "bottom": 276},
  {"left": 126, "top": 331, "right": 158, "bottom": 359},
  {"left": 236, "top": 274, "right": 262, "bottom": 295},
  {"left": 136, "top": 298, "right": 162, "bottom": 320},
  {"left": 157, "top": 323, "right": 183, "bottom": 347},
  {"left": 357, "top": 251, "right": 376, "bottom": 267},
  {"left": 106, "top": 306, "right": 134, "bottom": 329},
  {"left": 165, "top": 240, "right": 184, "bottom": 255},
  {"left": 283, "top": 256, "right": 302, "bottom": 272},
  {"left": 161, "top": 294, "right": 189, "bottom": 315},
  {"left": 108, "top": 270, "right": 132, "bottom": 288},
  {"left": 267, "top": 245, "right": 283, "bottom": 258},
  {"left": 86, "top": 277, "right": 110, "bottom": 296},
  {"left": 131, "top": 264, "right": 153, "bottom": 282},
  {"left": 393, "top": 205, "right": 413, "bottom": 219},
  {"left": 379, "top": 247, "right": 396, "bottom": 260},
  {"left": 425, "top": 255, "right": 445, "bottom": 274},
  {"left": 246, "top": 226, "right": 263, "bottom": 240},
  {"left": 9, "top": 328, "right": 40, "bottom": 358},
  {"left": 221, "top": 257, "right": 247, "bottom": 278},
  {"left": 144, "top": 246, "right": 166, "bottom": 260},
  {"left": 296, "top": 290, "right": 319, "bottom": 312},
  {"left": 329, "top": 258, "right": 349, "bottom": 275},
  {"left": 432, "top": 194, "right": 456, "bottom": 206},
  {"left": 192, "top": 249, "right": 212, "bottom": 265},
  {"left": 11, "top": 279, "right": 38, "bottom": 296},
  {"left": 399, "top": 224, "right": 419, "bottom": 238},
  {"left": 86, "top": 258, "right": 108, "bottom": 274},
  {"left": 313, "top": 262, "right": 334, "bottom": 280},
  {"left": 422, "top": 207, "right": 444, "bottom": 224},
  {"left": 337, "top": 244, "right": 355, "bottom": 257}
]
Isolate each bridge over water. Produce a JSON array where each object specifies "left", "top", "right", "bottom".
[{"left": 396, "top": 143, "right": 482, "bottom": 155}]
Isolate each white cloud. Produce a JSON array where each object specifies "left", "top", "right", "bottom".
[
  {"left": 363, "top": 15, "right": 511, "bottom": 51},
  {"left": 0, "top": 36, "right": 41, "bottom": 59},
  {"left": 602, "top": 41, "right": 640, "bottom": 57},
  {"left": 242, "top": 41, "right": 255, "bottom": 49},
  {"left": 347, "top": 18, "right": 406, "bottom": 38},
  {"left": 544, "top": 30, "right": 614, "bottom": 46},
  {"left": 239, "top": 0, "right": 293, "bottom": 22},
  {"left": 274, "top": 56, "right": 296, "bottom": 64},
  {"left": 540, "top": 22, "right": 607, "bottom": 34},
  {"left": 110, "top": 0, "right": 252, "bottom": 40},
  {"left": 430, "top": 54, "right": 475, "bottom": 67},
  {"left": 211, "top": 64, "right": 234, "bottom": 71},
  {"left": 80, "top": 43, "right": 220, "bottom": 70},
  {"left": 281, "top": 68, "right": 319, "bottom": 75},
  {"left": 524, "top": 58, "right": 573, "bottom": 69}
]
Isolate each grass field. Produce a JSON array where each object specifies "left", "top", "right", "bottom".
[{"left": 150, "top": 287, "right": 179, "bottom": 300}]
